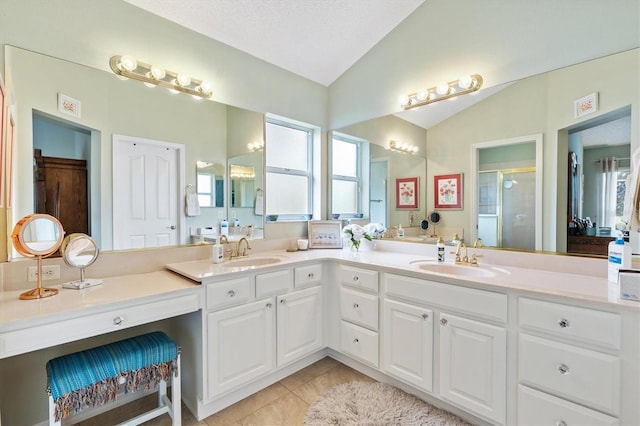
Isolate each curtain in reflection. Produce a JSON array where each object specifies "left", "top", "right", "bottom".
[{"left": 598, "top": 157, "right": 618, "bottom": 229}]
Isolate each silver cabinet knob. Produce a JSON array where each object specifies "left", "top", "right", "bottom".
[
  {"left": 555, "top": 421, "right": 567, "bottom": 426},
  {"left": 353, "top": 338, "right": 359, "bottom": 344},
  {"left": 353, "top": 275, "right": 359, "bottom": 282},
  {"left": 440, "top": 318, "right": 448, "bottom": 326},
  {"left": 113, "top": 316, "right": 124, "bottom": 326},
  {"left": 228, "top": 290, "right": 236, "bottom": 297},
  {"left": 280, "top": 299, "right": 286, "bottom": 304},
  {"left": 353, "top": 303, "right": 359, "bottom": 310},
  {"left": 557, "top": 363, "right": 570, "bottom": 375},
  {"left": 558, "top": 318, "right": 570, "bottom": 328},
  {"left": 266, "top": 303, "right": 272, "bottom": 309},
  {"left": 422, "top": 313, "right": 429, "bottom": 320},
  {"left": 308, "top": 273, "right": 314, "bottom": 279}
]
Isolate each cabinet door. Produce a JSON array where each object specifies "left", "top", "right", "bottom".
[
  {"left": 382, "top": 299, "right": 433, "bottom": 392},
  {"left": 207, "top": 298, "right": 275, "bottom": 398},
  {"left": 277, "top": 286, "right": 324, "bottom": 366},
  {"left": 439, "top": 313, "right": 506, "bottom": 425}
]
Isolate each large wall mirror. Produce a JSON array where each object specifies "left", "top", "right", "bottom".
[
  {"left": 3, "top": 45, "right": 266, "bottom": 258},
  {"left": 331, "top": 48, "right": 639, "bottom": 256}
]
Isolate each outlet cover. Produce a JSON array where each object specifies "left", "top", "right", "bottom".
[{"left": 27, "top": 265, "right": 60, "bottom": 282}]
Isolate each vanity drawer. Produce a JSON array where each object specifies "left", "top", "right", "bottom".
[
  {"left": 0, "top": 293, "right": 200, "bottom": 359},
  {"left": 294, "top": 263, "right": 322, "bottom": 288},
  {"left": 255, "top": 269, "right": 293, "bottom": 297},
  {"left": 519, "top": 297, "right": 621, "bottom": 349},
  {"left": 207, "top": 277, "right": 251, "bottom": 310},
  {"left": 339, "top": 265, "right": 378, "bottom": 293},
  {"left": 340, "top": 287, "right": 379, "bottom": 331},
  {"left": 340, "top": 320, "right": 379, "bottom": 367},
  {"left": 518, "top": 385, "right": 619, "bottom": 426},
  {"left": 385, "top": 273, "right": 507, "bottom": 323},
  {"left": 519, "top": 333, "right": 621, "bottom": 416}
]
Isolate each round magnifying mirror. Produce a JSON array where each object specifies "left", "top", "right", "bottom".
[
  {"left": 11, "top": 214, "right": 65, "bottom": 300},
  {"left": 61, "top": 233, "right": 103, "bottom": 290},
  {"left": 429, "top": 211, "right": 441, "bottom": 224},
  {"left": 419, "top": 219, "right": 430, "bottom": 231}
]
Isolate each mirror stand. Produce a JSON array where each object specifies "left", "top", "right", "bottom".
[
  {"left": 61, "top": 233, "right": 103, "bottom": 290},
  {"left": 20, "top": 255, "right": 58, "bottom": 300}
]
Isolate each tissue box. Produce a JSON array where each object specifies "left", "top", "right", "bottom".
[{"left": 619, "top": 269, "right": 640, "bottom": 301}]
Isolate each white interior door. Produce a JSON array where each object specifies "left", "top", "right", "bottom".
[{"left": 113, "top": 134, "right": 184, "bottom": 250}]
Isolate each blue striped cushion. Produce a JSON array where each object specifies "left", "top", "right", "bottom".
[{"left": 47, "top": 331, "right": 178, "bottom": 400}]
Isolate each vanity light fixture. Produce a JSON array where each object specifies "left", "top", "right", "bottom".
[
  {"left": 109, "top": 55, "right": 213, "bottom": 99},
  {"left": 400, "top": 74, "right": 483, "bottom": 110},
  {"left": 388, "top": 140, "right": 419, "bottom": 155},
  {"left": 247, "top": 140, "right": 265, "bottom": 151}
]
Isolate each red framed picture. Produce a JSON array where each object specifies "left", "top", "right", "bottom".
[
  {"left": 395, "top": 177, "right": 418, "bottom": 209},
  {"left": 434, "top": 173, "right": 463, "bottom": 209}
]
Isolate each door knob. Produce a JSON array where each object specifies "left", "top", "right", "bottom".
[{"left": 167, "top": 225, "right": 176, "bottom": 230}]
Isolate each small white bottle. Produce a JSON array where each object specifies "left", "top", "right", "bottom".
[
  {"left": 608, "top": 232, "right": 631, "bottom": 282},
  {"left": 437, "top": 237, "right": 445, "bottom": 262},
  {"left": 397, "top": 224, "right": 404, "bottom": 238},
  {"left": 220, "top": 219, "right": 229, "bottom": 237},
  {"left": 234, "top": 218, "right": 240, "bottom": 228},
  {"left": 211, "top": 239, "right": 224, "bottom": 263}
]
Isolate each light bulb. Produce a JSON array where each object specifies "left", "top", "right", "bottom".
[
  {"left": 436, "top": 82, "right": 450, "bottom": 96},
  {"left": 150, "top": 65, "right": 166, "bottom": 80},
  {"left": 399, "top": 95, "right": 410, "bottom": 107},
  {"left": 458, "top": 75, "right": 474, "bottom": 89},
  {"left": 175, "top": 74, "right": 191, "bottom": 87},
  {"left": 119, "top": 55, "right": 137, "bottom": 72},
  {"left": 416, "top": 91, "right": 428, "bottom": 102},
  {"left": 198, "top": 81, "right": 212, "bottom": 95}
]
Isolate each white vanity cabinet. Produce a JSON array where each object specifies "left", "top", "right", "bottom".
[
  {"left": 205, "top": 264, "right": 325, "bottom": 400},
  {"left": 517, "top": 297, "right": 625, "bottom": 425},
  {"left": 338, "top": 265, "right": 380, "bottom": 367},
  {"left": 382, "top": 298, "right": 433, "bottom": 392},
  {"left": 383, "top": 273, "right": 507, "bottom": 425}
]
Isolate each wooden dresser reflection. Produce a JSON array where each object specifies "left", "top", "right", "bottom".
[{"left": 567, "top": 235, "right": 614, "bottom": 256}]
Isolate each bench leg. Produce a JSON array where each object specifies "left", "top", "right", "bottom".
[
  {"left": 49, "top": 395, "right": 61, "bottom": 426},
  {"left": 171, "top": 353, "right": 182, "bottom": 426}
]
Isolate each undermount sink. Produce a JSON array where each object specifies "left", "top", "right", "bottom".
[
  {"left": 224, "top": 256, "right": 284, "bottom": 269},
  {"left": 410, "top": 260, "right": 498, "bottom": 278}
]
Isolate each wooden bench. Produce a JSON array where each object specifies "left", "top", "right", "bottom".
[{"left": 46, "top": 331, "right": 181, "bottom": 425}]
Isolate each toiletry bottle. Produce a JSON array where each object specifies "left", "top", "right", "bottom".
[
  {"left": 234, "top": 218, "right": 240, "bottom": 228},
  {"left": 608, "top": 231, "right": 631, "bottom": 282},
  {"left": 220, "top": 219, "right": 229, "bottom": 237},
  {"left": 212, "top": 239, "right": 224, "bottom": 263},
  {"left": 397, "top": 224, "right": 404, "bottom": 238},
  {"left": 437, "top": 237, "right": 445, "bottom": 262}
]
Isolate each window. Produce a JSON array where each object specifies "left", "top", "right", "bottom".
[
  {"left": 196, "top": 172, "right": 214, "bottom": 207},
  {"left": 331, "top": 135, "right": 362, "bottom": 216},
  {"left": 265, "top": 118, "right": 313, "bottom": 219}
]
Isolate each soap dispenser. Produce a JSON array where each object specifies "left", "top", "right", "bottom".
[
  {"left": 608, "top": 231, "right": 631, "bottom": 282},
  {"left": 397, "top": 224, "right": 405, "bottom": 238},
  {"left": 437, "top": 237, "right": 445, "bottom": 262}
]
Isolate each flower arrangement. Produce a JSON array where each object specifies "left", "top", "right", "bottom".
[
  {"left": 363, "top": 222, "right": 386, "bottom": 239},
  {"left": 342, "top": 224, "right": 371, "bottom": 251}
]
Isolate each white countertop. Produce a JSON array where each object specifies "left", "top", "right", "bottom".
[
  {"left": 167, "top": 247, "right": 640, "bottom": 311},
  {"left": 0, "top": 270, "right": 200, "bottom": 332}
]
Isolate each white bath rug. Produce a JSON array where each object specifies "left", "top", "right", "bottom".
[{"left": 305, "top": 381, "right": 472, "bottom": 426}]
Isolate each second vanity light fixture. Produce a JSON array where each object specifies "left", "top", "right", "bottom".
[
  {"left": 109, "top": 55, "right": 213, "bottom": 99},
  {"left": 400, "top": 74, "right": 483, "bottom": 110},
  {"left": 247, "top": 140, "right": 265, "bottom": 151},
  {"left": 388, "top": 140, "right": 419, "bottom": 155}
]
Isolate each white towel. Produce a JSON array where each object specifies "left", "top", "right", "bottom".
[
  {"left": 186, "top": 193, "right": 201, "bottom": 217},
  {"left": 254, "top": 189, "right": 264, "bottom": 216},
  {"left": 624, "top": 147, "right": 640, "bottom": 232}
]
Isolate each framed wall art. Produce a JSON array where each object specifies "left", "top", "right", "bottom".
[
  {"left": 308, "top": 220, "right": 343, "bottom": 249},
  {"left": 434, "top": 173, "right": 463, "bottom": 209},
  {"left": 395, "top": 177, "right": 418, "bottom": 209}
]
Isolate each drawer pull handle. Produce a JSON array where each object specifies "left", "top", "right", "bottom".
[
  {"left": 353, "top": 303, "right": 359, "bottom": 310},
  {"left": 353, "top": 338, "right": 359, "bottom": 344},
  {"left": 266, "top": 303, "right": 272, "bottom": 309},
  {"left": 440, "top": 318, "right": 448, "bottom": 326},
  {"left": 228, "top": 290, "right": 236, "bottom": 297},
  {"left": 353, "top": 275, "right": 360, "bottom": 282},
  {"left": 308, "top": 273, "right": 314, "bottom": 279},
  {"left": 558, "top": 318, "right": 570, "bottom": 328},
  {"left": 557, "top": 363, "right": 570, "bottom": 375},
  {"left": 555, "top": 421, "right": 567, "bottom": 426},
  {"left": 422, "top": 313, "right": 429, "bottom": 320},
  {"left": 113, "top": 316, "right": 124, "bottom": 326}
]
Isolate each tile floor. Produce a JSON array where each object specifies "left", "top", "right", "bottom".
[{"left": 78, "top": 357, "right": 375, "bottom": 426}]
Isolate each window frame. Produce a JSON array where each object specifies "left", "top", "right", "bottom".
[
  {"left": 331, "top": 134, "right": 363, "bottom": 217},
  {"left": 265, "top": 117, "right": 313, "bottom": 220}
]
